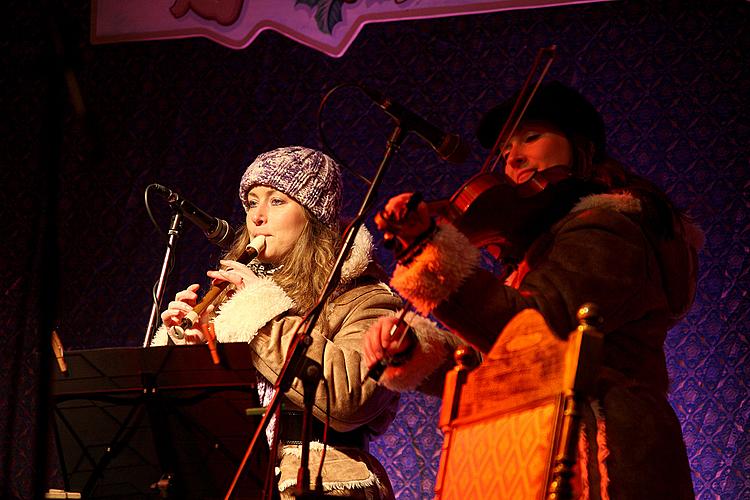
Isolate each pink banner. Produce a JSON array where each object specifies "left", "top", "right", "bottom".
[{"left": 92, "top": 0, "right": 610, "bottom": 58}]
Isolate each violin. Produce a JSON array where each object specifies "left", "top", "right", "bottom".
[
  {"left": 376, "top": 46, "right": 568, "bottom": 264},
  {"left": 427, "top": 165, "right": 574, "bottom": 263},
  {"left": 366, "top": 46, "right": 607, "bottom": 380},
  {"left": 377, "top": 166, "right": 598, "bottom": 266}
]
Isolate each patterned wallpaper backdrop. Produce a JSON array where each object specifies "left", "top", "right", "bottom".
[{"left": 1, "top": 0, "right": 748, "bottom": 498}]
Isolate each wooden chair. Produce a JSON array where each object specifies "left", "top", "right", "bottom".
[{"left": 434, "top": 304, "right": 603, "bottom": 500}]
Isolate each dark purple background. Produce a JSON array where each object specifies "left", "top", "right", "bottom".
[{"left": 2, "top": 1, "right": 748, "bottom": 498}]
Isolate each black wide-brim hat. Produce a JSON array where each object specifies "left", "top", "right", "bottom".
[{"left": 477, "top": 81, "right": 606, "bottom": 161}]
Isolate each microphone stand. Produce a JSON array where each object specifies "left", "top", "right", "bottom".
[
  {"left": 143, "top": 212, "right": 183, "bottom": 347},
  {"left": 224, "top": 124, "right": 408, "bottom": 499}
]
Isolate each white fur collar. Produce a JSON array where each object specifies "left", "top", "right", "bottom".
[
  {"left": 572, "top": 191, "right": 642, "bottom": 214},
  {"left": 339, "top": 225, "right": 374, "bottom": 283},
  {"left": 210, "top": 225, "right": 375, "bottom": 345}
]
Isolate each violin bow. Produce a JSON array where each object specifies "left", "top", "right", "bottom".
[
  {"left": 482, "top": 45, "right": 557, "bottom": 174},
  {"left": 364, "top": 303, "right": 412, "bottom": 382}
]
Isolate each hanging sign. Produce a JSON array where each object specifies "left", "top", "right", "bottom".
[{"left": 92, "top": 0, "right": 610, "bottom": 58}]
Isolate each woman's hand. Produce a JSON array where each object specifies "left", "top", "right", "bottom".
[
  {"left": 375, "top": 192, "right": 432, "bottom": 250},
  {"left": 161, "top": 283, "right": 199, "bottom": 327},
  {"left": 362, "top": 315, "right": 415, "bottom": 370},
  {"left": 207, "top": 260, "right": 260, "bottom": 290},
  {"left": 160, "top": 284, "right": 208, "bottom": 343}
]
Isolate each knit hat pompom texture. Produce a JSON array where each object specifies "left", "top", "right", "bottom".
[{"left": 239, "top": 146, "right": 342, "bottom": 226}]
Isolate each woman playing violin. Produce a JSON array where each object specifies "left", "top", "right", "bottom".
[
  {"left": 153, "top": 146, "right": 402, "bottom": 499},
  {"left": 364, "top": 82, "right": 702, "bottom": 499}
]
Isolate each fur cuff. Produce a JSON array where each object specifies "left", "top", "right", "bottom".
[
  {"left": 149, "top": 324, "right": 203, "bottom": 346},
  {"left": 213, "top": 277, "right": 294, "bottom": 343},
  {"left": 150, "top": 324, "right": 171, "bottom": 347},
  {"left": 390, "top": 222, "right": 480, "bottom": 315},
  {"left": 379, "top": 312, "right": 452, "bottom": 392}
]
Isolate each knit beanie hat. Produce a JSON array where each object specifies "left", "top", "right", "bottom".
[
  {"left": 239, "top": 146, "right": 342, "bottom": 227},
  {"left": 477, "top": 81, "right": 607, "bottom": 162}
]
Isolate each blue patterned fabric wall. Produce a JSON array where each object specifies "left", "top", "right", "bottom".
[{"left": 1, "top": 1, "right": 748, "bottom": 498}]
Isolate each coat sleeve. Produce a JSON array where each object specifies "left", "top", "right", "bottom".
[
  {"left": 377, "top": 311, "right": 472, "bottom": 397},
  {"left": 391, "top": 209, "right": 656, "bottom": 353},
  {"left": 230, "top": 282, "right": 403, "bottom": 434}
]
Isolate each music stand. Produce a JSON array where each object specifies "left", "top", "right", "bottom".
[{"left": 49, "top": 343, "right": 268, "bottom": 499}]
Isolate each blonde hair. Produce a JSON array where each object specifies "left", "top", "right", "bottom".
[{"left": 223, "top": 208, "right": 340, "bottom": 314}]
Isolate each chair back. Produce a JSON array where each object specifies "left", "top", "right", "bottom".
[{"left": 434, "top": 305, "right": 603, "bottom": 500}]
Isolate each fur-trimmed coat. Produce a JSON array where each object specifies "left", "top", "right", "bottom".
[
  {"left": 152, "top": 228, "right": 401, "bottom": 499},
  {"left": 380, "top": 191, "right": 702, "bottom": 499}
]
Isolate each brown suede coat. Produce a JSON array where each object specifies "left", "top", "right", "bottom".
[
  {"left": 153, "top": 229, "right": 401, "bottom": 498},
  {"left": 249, "top": 280, "right": 401, "bottom": 499},
  {"left": 388, "top": 192, "right": 701, "bottom": 499}
]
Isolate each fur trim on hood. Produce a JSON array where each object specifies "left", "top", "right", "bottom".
[
  {"left": 573, "top": 191, "right": 704, "bottom": 250},
  {"left": 572, "top": 191, "right": 642, "bottom": 214},
  {"left": 571, "top": 190, "right": 702, "bottom": 318},
  {"left": 339, "top": 225, "right": 374, "bottom": 284}
]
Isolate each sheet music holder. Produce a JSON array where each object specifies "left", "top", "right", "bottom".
[{"left": 49, "top": 343, "right": 268, "bottom": 499}]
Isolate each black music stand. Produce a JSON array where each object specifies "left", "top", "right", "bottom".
[{"left": 49, "top": 343, "right": 268, "bottom": 499}]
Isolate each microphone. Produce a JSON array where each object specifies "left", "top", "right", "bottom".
[
  {"left": 151, "top": 184, "right": 233, "bottom": 248},
  {"left": 360, "top": 85, "right": 470, "bottom": 164}
]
